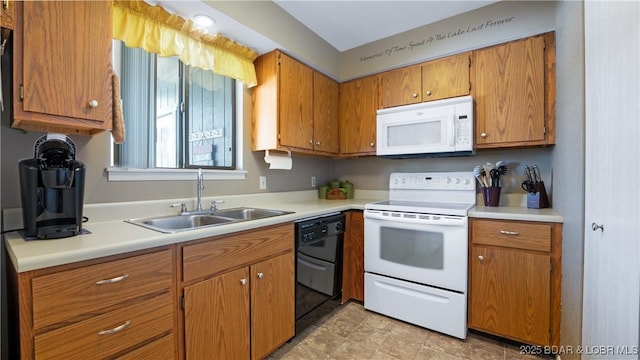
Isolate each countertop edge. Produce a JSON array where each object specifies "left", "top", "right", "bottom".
[{"left": 5, "top": 191, "right": 563, "bottom": 273}]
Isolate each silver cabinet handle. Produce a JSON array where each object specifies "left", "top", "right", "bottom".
[
  {"left": 478, "top": 255, "right": 484, "bottom": 261},
  {"left": 316, "top": 141, "right": 320, "bottom": 146},
  {"left": 98, "top": 320, "right": 131, "bottom": 335},
  {"left": 257, "top": 272, "right": 264, "bottom": 279},
  {"left": 88, "top": 100, "right": 99, "bottom": 108},
  {"left": 96, "top": 274, "right": 129, "bottom": 285},
  {"left": 240, "top": 278, "right": 247, "bottom": 285},
  {"left": 426, "top": 90, "right": 432, "bottom": 96},
  {"left": 592, "top": 223, "right": 604, "bottom": 232},
  {"left": 412, "top": 93, "right": 418, "bottom": 98},
  {"left": 480, "top": 132, "right": 487, "bottom": 138},
  {"left": 309, "top": 139, "right": 313, "bottom": 144},
  {"left": 370, "top": 142, "right": 375, "bottom": 147},
  {"left": 499, "top": 230, "right": 520, "bottom": 236}
]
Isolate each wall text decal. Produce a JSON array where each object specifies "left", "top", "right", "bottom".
[{"left": 359, "top": 16, "right": 516, "bottom": 63}]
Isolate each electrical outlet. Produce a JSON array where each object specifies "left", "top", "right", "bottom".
[{"left": 311, "top": 176, "right": 316, "bottom": 188}]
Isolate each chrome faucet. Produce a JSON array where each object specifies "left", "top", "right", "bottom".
[
  {"left": 170, "top": 169, "right": 224, "bottom": 215},
  {"left": 196, "top": 168, "right": 204, "bottom": 212}
]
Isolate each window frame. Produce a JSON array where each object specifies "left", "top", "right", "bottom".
[{"left": 107, "top": 42, "right": 246, "bottom": 182}]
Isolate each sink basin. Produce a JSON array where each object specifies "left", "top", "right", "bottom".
[
  {"left": 214, "top": 207, "right": 293, "bottom": 220},
  {"left": 126, "top": 214, "right": 236, "bottom": 233},
  {"left": 126, "top": 207, "right": 293, "bottom": 233}
]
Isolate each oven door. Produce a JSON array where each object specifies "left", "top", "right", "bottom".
[{"left": 364, "top": 209, "right": 468, "bottom": 292}]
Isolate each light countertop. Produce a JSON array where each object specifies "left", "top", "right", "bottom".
[{"left": 3, "top": 190, "right": 563, "bottom": 273}]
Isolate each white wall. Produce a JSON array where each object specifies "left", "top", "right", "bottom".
[{"left": 552, "top": 2, "right": 585, "bottom": 358}]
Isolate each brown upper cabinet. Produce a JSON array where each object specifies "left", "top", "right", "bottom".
[
  {"left": 338, "top": 75, "right": 378, "bottom": 156},
  {"left": 252, "top": 50, "right": 339, "bottom": 156},
  {"left": 472, "top": 32, "right": 555, "bottom": 148},
  {"left": 378, "top": 52, "right": 471, "bottom": 109},
  {"left": 1, "top": 0, "right": 14, "bottom": 30},
  {"left": 12, "top": 1, "right": 113, "bottom": 135}
]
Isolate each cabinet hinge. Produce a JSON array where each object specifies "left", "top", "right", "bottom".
[
  {"left": 543, "top": 126, "right": 546, "bottom": 135},
  {"left": 180, "top": 296, "right": 185, "bottom": 310},
  {"left": 180, "top": 102, "right": 185, "bottom": 114},
  {"left": 18, "top": 85, "right": 24, "bottom": 102}
]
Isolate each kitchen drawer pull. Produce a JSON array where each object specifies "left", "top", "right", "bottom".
[
  {"left": 95, "top": 274, "right": 130, "bottom": 285},
  {"left": 240, "top": 278, "right": 247, "bottom": 285},
  {"left": 98, "top": 320, "right": 131, "bottom": 335},
  {"left": 478, "top": 255, "right": 484, "bottom": 261},
  {"left": 499, "top": 230, "right": 520, "bottom": 236},
  {"left": 88, "top": 100, "right": 99, "bottom": 108},
  {"left": 257, "top": 272, "right": 264, "bottom": 279}
]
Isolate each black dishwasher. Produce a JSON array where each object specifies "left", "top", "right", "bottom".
[{"left": 295, "top": 213, "right": 345, "bottom": 333}]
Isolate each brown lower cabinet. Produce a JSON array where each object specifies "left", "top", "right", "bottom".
[
  {"left": 342, "top": 210, "right": 364, "bottom": 303},
  {"left": 179, "top": 223, "right": 295, "bottom": 360},
  {"left": 7, "top": 247, "right": 177, "bottom": 360},
  {"left": 468, "top": 218, "right": 562, "bottom": 347},
  {"left": 8, "top": 223, "right": 295, "bottom": 360}
]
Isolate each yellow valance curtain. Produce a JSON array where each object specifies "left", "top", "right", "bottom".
[{"left": 113, "top": 0, "right": 258, "bottom": 87}]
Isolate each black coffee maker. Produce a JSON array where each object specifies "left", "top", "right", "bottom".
[{"left": 19, "top": 134, "right": 86, "bottom": 240}]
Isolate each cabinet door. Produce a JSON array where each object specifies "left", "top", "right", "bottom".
[
  {"left": 15, "top": 1, "right": 112, "bottom": 132},
  {"left": 184, "top": 267, "right": 250, "bottom": 360},
  {"left": 421, "top": 52, "right": 470, "bottom": 102},
  {"left": 469, "top": 246, "right": 550, "bottom": 346},
  {"left": 279, "top": 52, "right": 314, "bottom": 150},
  {"left": 1, "top": 0, "right": 14, "bottom": 30},
  {"left": 378, "top": 65, "right": 422, "bottom": 108},
  {"left": 473, "top": 36, "right": 546, "bottom": 147},
  {"left": 313, "top": 71, "right": 339, "bottom": 154},
  {"left": 339, "top": 75, "right": 378, "bottom": 155},
  {"left": 251, "top": 252, "right": 294, "bottom": 360},
  {"left": 342, "top": 211, "right": 364, "bottom": 303}
]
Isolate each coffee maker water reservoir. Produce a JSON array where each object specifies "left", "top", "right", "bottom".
[{"left": 19, "top": 134, "right": 86, "bottom": 239}]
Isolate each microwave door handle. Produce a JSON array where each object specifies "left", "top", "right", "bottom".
[{"left": 448, "top": 116, "right": 455, "bottom": 146}]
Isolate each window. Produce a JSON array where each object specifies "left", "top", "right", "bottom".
[{"left": 114, "top": 41, "right": 237, "bottom": 171}]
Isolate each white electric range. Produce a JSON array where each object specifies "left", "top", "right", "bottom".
[{"left": 364, "top": 171, "right": 476, "bottom": 339}]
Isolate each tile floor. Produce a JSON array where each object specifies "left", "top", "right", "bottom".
[{"left": 268, "top": 302, "right": 553, "bottom": 360}]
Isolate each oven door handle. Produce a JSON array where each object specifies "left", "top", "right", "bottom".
[{"left": 364, "top": 210, "right": 466, "bottom": 226}]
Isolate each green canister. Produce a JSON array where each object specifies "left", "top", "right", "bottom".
[
  {"left": 341, "top": 180, "right": 354, "bottom": 199},
  {"left": 318, "top": 185, "right": 328, "bottom": 199}
]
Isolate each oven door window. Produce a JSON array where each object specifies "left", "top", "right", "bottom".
[{"left": 380, "top": 227, "right": 444, "bottom": 269}]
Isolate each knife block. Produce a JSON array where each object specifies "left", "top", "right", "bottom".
[{"left": 527, "top": 181, "right": 550, "bottom": 209}]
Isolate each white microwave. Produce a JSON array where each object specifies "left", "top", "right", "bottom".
[{"left": 376, "top": 95, "right": 474, "bottom": 158}]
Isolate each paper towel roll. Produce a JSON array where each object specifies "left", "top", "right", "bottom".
[{"left": 264, "top": 150, "right": 292, "bottom": 170}]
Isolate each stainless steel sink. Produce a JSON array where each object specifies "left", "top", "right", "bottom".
[
  {"left": 214, "top": 207, "right": 293, "bottom": 220},
  {"left": 126, "top": 214, "right": 236, "bottom": 233},
  {"left": 126, "top": 207, "right": 293, "bottom": 233}
]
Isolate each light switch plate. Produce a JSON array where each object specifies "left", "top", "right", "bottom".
[
  {"left": 259, "top": 176, "right": 267, "bottom": 190},
  {"left": 311, "top": 176, "right": 316, "bottom": 188}
]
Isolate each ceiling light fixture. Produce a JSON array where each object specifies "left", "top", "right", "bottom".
[{"left": 193, "top": 14, "right": 215, "bottom": 28}]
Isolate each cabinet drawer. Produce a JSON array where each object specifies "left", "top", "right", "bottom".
[
  {"left": 32, "top": 249, "right": 173, "bottom": 330},
  {"left": 116, "top": 334, "right": 175, "bottom": 360},
  {"left": 471, "top": 219, "right": 551, "bottom": 252},
  {"left": 34, "top": 292, "right": 173, "bottom": 360},
  {"left": 183, "top": 224, "right": 293, "bottom": 283}
]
